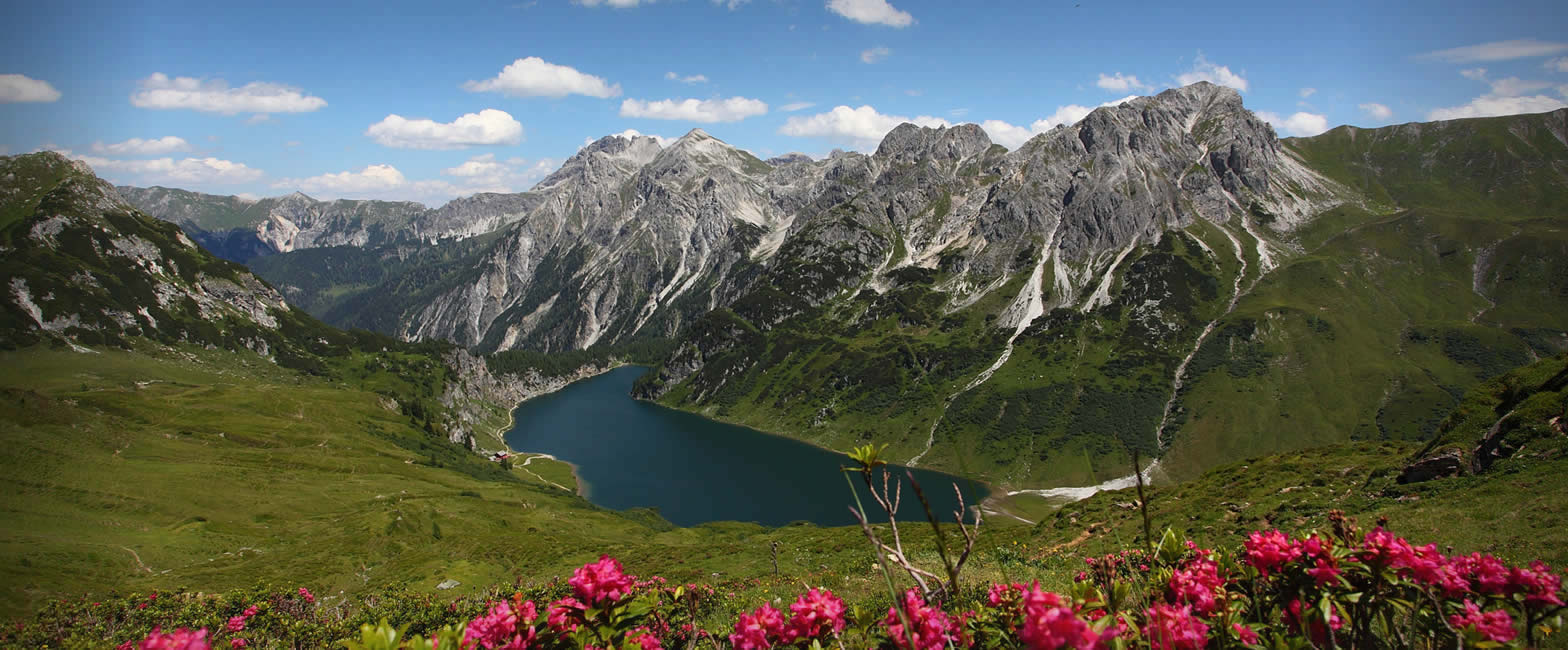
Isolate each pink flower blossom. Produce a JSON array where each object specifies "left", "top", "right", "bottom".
[
  {"left": 241, "top": 606, "right": 258, "bottom": 618},
  {"left": 883, "top": 590, "right": 955, "bottom": 650},
  {"left": 569, "top": 555, "right": 637, "bottom": 606},
  {"left": 987, "top": 582, "right": 1021, "bottom": 608},
  {"left": 1305, "top": 557, "right": 1342, "bottom": 587},
  {"left": 1448, "top": 599, "right": 1517, "bottom": 643},
  {"left": 1243, "top": 530, "right": 1300, "bottom": 576},
  {"left": 546, "top": 597, "right": 585, "bottom": 634},
  {"left": 1456, "top": 553, "right": 1510, "bottom": 595},
  {"left": 1017, "top": 585, "right": 1111, "bottom": 649},
  {"left": 1510, "top": 560, "right": 1565, "bottom": 608},
  {"left": 464, "top": 601, "right": 538, "bottom": 650},
  {"left": 783, "top": 588, "right": 846, "bottom": 641},
  {"left": 1142, "top": 604, "right": 1207, "bottom": 650},
  {"left": 297, "top": 587, "right": 315, "bottom": 604},
  {"left": 730, "top": 604, "right": 784, "bottom": 650},
  {"left": 627, "top": 627, "right": 662, "bottom": 650},
  {"left": 1168, "top": 558, "right": 1223, "bottom": 615},
  {"left": 1231, "top": 623, "right": 1260, "bottom": 645},
  {"left": 229, "top": 640, "right": 248, "bottom": 649},
  {"left": 224, "top": 617, "right": 246, "bottom": 633},
  {"left": 132, "top": 626, "right": 210, "bottom": 650},
  {"left": 1359, "top": 527, "right": 1414, "bottom": 569}
]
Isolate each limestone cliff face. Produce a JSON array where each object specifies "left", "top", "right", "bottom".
[
  {"left": 123, "top": 83, "right": 1345, "bottom": 365},
  {"left": 634, "top": 83, "right": 1346, "bottom": 398},
  {"left": 403, "top": 129, "right": 791, "bottom": 353},
  {"left": 439, "top": 348, "right": 621, "bottom": 446}
]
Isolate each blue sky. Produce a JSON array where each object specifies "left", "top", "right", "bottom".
[{"left": 2, "top": 0, "right": 1566, "bottom": 205}]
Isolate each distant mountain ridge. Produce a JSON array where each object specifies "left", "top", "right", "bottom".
[
  {"left": 116, "top": 185, "right": 543, "bottom": 263},
  {"left": 107, "top": 86, "right": 1568, "bottom": 490}
]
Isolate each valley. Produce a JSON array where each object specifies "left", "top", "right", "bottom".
[{"left": 2, "top": 82, "right": 1565, "bottom": 647}]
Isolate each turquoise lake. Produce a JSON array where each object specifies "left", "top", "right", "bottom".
[{"left": 503, "top": 366, "right": 986, "bottom": 527}]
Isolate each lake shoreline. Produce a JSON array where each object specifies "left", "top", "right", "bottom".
[
  {"left": 625, "top": 380, "right": 1148, "bottom": 526},
  {"left": 493, "top": 361, "right": 632, "bottom": 497}
]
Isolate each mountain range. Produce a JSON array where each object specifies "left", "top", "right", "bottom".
[
  {"left": 109, "top": 82, "right": 1568, "bottom": 492},
  {"left": 2, "top": 82, "right": 1567, "bottom": 625}
]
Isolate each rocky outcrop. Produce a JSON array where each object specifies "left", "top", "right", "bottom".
[
  {"left": 402, "top": 129, "right": 787, "bottom": 353},
  {"left": 117, "top": 186, "right": 537, "bottom": 263},
  {"left": 637, "top": 83, "right": 1348, "bottom": 399},
  {"left": 439, "top": 348, "right": 622, "bottom": 446},
  {"left": 122, "top": 84, "right": 1348, "bottom": 364},
  {"left": 1397, "top": 448, "right": 1467, "bottom": 484},
  {"left": 1, "top": 153, "right": 297, "bottom": 352}
]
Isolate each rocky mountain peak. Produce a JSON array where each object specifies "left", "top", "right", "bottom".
[
  {"left": 766, "top": 153, "right": 814, "bottom": 166},
  {"left": 649, "top": 128, "right": 769, "bottom": 178},
  {"left": 875, "top": 122, "right": 993, "bottom": 166}
]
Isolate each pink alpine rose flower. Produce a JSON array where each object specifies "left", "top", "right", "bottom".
[
  {"left": 569, "top": 555, "right": 637, "bottom": 606},
  {"left": 730, "top": 603, "right": 785, "bottom": 650},
  {"left": 883, "top": 590, "right": 955, "bottom": 650},
  {"left": 784, "top": 588, "right": 847, "bottom": 641},
  {"left": 1243, "top": 530, "right": 1300, "bottom": 576},
  {"left": 1142, "top": 604, "right": 1207, "bottom": 650},
  {"left": 133, "top": 626, "right": 210, "bottom": 650}
]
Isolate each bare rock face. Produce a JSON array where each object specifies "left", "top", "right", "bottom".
[
  {"left": 1397, "top": 448, "right": 1467, "bottom": 484},
  {"left": 121, "top": 83, "right": 1349, "bottom": 364},
  {"left": 1, "top": 152, "right": 298, "bottom": 351},
  {"left": 634, "top": 83, "right": 1350, "bottom": 400}
]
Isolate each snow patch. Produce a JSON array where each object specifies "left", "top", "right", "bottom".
[{"left": 1008, "top": 460, "right": 1162, "bottom": 504}]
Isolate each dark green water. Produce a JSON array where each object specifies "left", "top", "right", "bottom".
[{"left": 503, "top": 366, "right": 986, "bottom": 528}]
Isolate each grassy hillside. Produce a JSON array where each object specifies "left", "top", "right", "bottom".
[
  {"left": 5, "top": 348, "right": 1565, "bottom": 648},
  {"left": 1153, "top": 112, "right": 1568, "bottom": 481},
  {"left": 0, "top": 344, "right": 882, "bottom": 618},
  {"left": 641, "top": 110, "right": 1567, "bottom": 495}
]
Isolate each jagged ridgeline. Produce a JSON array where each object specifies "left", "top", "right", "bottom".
[
  {"left": 115, "top": 84, "right": 1568, "bottom": 490},
  {"left": 0, "top": 151, "right": 528, "bottom": 448}
]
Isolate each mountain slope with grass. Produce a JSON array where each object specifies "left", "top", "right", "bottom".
[{"left": 628, "top": 106, "right": 1566, "bottom": 495}]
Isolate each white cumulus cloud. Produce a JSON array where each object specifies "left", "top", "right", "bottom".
[
  {"left": 464, "top": 57, "right": 621, "bottom": 98},
  {"left": 91, "top": 136, "right": 192, "bottom": 156},
  {"left": 1419, "top": 39, "right": 1568, "bottom": 63},
  {"left": 826, "top": 0, "right": 913, "bottom": 27},
  {"left": 365, "top": 109, "right": 523, "bottom": 150},
  {"left": 275, "top": 157, "right": 555, "bottom": 203},
  {"left": 860, "top": 47, "right": 891, "bottom": 64},
  {"left": 130, "top": 73, "right": 326, "bottom": 115},
  {"left": 1429, "top": 95, "right": 1567, "bottom": 121},
  {"left": 283, "top": 164, "right": 409, "bottom": 195},
  {"left": 665, "top": 71, "right": 709, "bottom": 84},
  {"left": 1548, "top": 57, "right": 1568, "bottom": 73},
  {"left": 0, "top": 73, "right": 61, "bottom": 103},
  {"left": 1257, "top": 111, "right": 1330, "bottom": 137},
  {"left": 779, "top": 101, "right": 816, "bottom": 112},
  {"left": 1487, "top": 77, "right": 1554, "bottom": 96},
  {"left": 779, "top": 104, "right": 947, "bottom": 149},
  {"left": 1358, "top": 103, "right": 1393, "bottom": 120},
  {"left": 1097, "top": 72, "right": 1150, "bottom": 92},
  {"left": 1299, "top": 87, "right": 1317, "bottom": 98},
  {"left": 620, "top": 96, "right": 768, "bottom": 122},
  {"left": 977, "top": 95, "right": 1141, "bottom": 149},
  {"left": 441, "top": 153, "right": 557, "bottom": 194},
  {"left": 1175, "top": 55, "right": 1249, "bottom": 92},
  {"left": 1428, "top": 69, "right": 1568, "bottom": 121},
  {"left": 59, "top": 149, "right": 264, "bottom": 186}
]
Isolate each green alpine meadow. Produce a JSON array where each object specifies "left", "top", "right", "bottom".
[{"left": 2, "top": 5, "right": 1568, "bottom": 645}]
